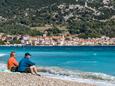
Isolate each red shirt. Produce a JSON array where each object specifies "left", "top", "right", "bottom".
[{"left": 7, "top": 57, "right": 18, "bottom": 70}]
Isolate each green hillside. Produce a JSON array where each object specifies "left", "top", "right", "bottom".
[{"left": 0, "top": 0, "right": 115, "bottom": 38}]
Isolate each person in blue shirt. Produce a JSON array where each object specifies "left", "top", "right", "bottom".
[{"left": 18, "top": 53, "right": 39, "bottom": 75}]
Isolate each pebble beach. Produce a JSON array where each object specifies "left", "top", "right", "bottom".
[{"left": 0, "top": 72, "right": 95, "bottom": 86}]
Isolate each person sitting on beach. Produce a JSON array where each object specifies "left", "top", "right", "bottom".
[
  {"left": 18, "top": 53, "right": 39, "bottom": 75},
  {"left": 7, "top": 52, "right": 19, "bottom": 72}
]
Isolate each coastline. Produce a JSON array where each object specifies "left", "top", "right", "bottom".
[
  {"left": 0, "top": 45, "right": 115, "bottom": 47},
  {"left": 0, "top": 72, "right": 95, "bottom": 86}
]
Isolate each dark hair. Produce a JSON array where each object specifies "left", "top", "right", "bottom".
[
  {"left": 10, "top": 51, "right": 15, "bottom": 57},
  {"left": 25, "top": 53, "right": 31, "bottom": 57}
]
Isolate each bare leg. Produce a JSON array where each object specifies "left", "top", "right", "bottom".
[
  {"left": 30, "top": 66, "right": 36, "bottom": 74},
  {"left": 30, "top": 66, "right": 41, "bottom": 76},
  {"left": 33, "top": 67, "right": 38, "bottom": 74}
]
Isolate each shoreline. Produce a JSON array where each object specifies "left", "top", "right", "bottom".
[
  {"left": 0, "top": 45, "right": 115, "bottom": 47},
  {"left": 0, "top": 72, "right": 95, "bottom": 86}
]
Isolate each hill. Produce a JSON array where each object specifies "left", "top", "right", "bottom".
[{"left": 0, "top": 0, "right": 115, "bottom": 38}]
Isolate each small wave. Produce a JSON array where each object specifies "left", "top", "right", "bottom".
[
  {"left": 0, "top": 63, "right": 7, "bottom": 72},
  {"left": 0, "top": 63, "right": 10, "bottom": 72},
  {"left": 0, "top": 53, "right": 7, "bottom": 57},
  {"left": 38, "top": 66, "right": 115, "bottom": 86},
  {"left": 39, "top": 67, "right": 115, "bottom": 81}
]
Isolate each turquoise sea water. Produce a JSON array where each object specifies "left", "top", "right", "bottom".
[{"left": 0, "top": 46, "right": 115, "bottom": 85}]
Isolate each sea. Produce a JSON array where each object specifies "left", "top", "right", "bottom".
[{"left": 0, "top": 46, "right": 115, "bottom": 86}]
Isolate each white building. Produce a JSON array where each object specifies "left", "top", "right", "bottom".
[{"left": 103, "top": 0, "right": 110, "bottom": 5}]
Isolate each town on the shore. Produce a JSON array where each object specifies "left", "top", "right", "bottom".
[{"left": 0, "top": 33, "right": 115, "bottom": 46}]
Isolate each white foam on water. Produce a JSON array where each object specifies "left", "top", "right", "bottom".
[
  {"left": 0, "top": 53, "right": 7, "bottom": 57},
  {"left": 38, "top": 67, "right": 115, "bottom": 86},
  {"left": 0, "top": 63, "right": 11, "bottom": 73},
  {"left": 39, "top": 72, "right": 115, "bottom": 86}
]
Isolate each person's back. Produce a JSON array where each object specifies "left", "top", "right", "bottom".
[
  {"left": 18, "top": 57, "right": 35, "bottom": 72},
  {"left": 7, "top": 52, "right": 18, "bottom": 72}
]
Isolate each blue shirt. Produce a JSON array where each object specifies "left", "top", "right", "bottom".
[{"left": 18, "top": 57, "right": 35, "bottom": 72}]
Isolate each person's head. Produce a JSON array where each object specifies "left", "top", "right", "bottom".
[
  {"left": 25, "top": 53, "right": 31, "bottom": 58},
  {"left": 10, "top": 51, "right": 16, "bottom": 57}
]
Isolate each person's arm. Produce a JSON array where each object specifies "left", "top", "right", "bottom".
[
  {"left": 27, "top": 59, "right": 35, "bottom": 66},
  {"left": 13, "top": 59, "right": 18, "bottom": 66}
]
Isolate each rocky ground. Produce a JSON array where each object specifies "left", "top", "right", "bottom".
[{"left": 0, "top": 72, "right": 95, "bottom": 86}]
